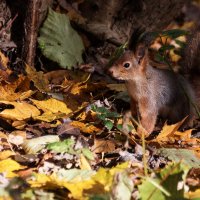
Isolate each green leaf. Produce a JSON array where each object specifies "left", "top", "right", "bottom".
[
  {"left": 47, "top": 138, "right": 75, "bottom": 153},
  {"left": 38, "top": 8, "right": 84, "bottom": 69},
  {"left": 158, "top": 162, "right": 187, "bottom": 200},
  {"left": 162, "top": 29, "right": 188, "bottom": 39},
  {"left": 158, "top": 148, "right": 200, "bottom": 168},
  {"left": 138, "top": 177, "right": 166, "bottom": 200},
  {"left": 104, "top": 119, "right": 114, "bottom": 130},
  {"left": 159, "top": 44, "right": 175, "bottom": 53},
  {"left": 56, "top": 168, "right": 95, "bottom": 181},
  {"left": 138, "top": 162, "right": 188, "bottom": 200},
  {"left": 107, "top": 43, "right": 127, "bottom": 67},
  {"left": 82, "top": 148, "right": 94, "bottom": 160},
  {"left": 175, "top": 39, "right": 186, "bottom": 48},
  {"left": 22, "top": 135, "right": 60, "bottom": 154},
  {"left": 155, "top": 53, "right": 167, "bottom": 64}
]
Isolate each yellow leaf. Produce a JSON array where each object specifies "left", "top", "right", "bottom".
[
  {"left": 33, "top": 112, "right": 66, "bottom": 122},
  {"left": 70, "top": 82, "right": 88, "bottom": 95},
  {"left": 0, "top": 76, "right": 33, "bottom": 101},
  {"left": 0, "top": 150, "right": 15, "bottom": 160},
  {"left": 70, "top": 121, "right": 101, "bottom": 134},
  {"left": 0, "top": 132, "right": 7, "bottom": 139},
  {"left": 170, "top": 49, "right": 181, "bottom": 62},
  {"left": 174, "top": 129, "right": 193, "bottom": 141},
  {"left": 154, "top": 118, "right": 186, "bottom": 143},
  {"left": 29, "top": 162, "right": 129, "bottom": 199},
  {"left": 80, "top": 154, "right": 91, "bottom": 170},
  {"left": 29, "top": 173, "right": 94, "bottom": 199},
  {"left": 185, "top": 189, "right": 200, "bottom": 199},
  {"left": 0, "top": 158, "right": 26, "bottom": 178},
  {"left": 0, "top": 101, "right": 40, "bottom": 121},
  {"left": 31, "top": 98, "right": 72, "bottom": 114}
]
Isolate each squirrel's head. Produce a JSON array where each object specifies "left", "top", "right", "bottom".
[{"left": 108, "top": 45, "right": 149, "bottom": 81}]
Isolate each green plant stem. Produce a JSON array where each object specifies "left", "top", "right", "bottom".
[{"left": 130, "top": 116, "right": 148, "bottom": 176}]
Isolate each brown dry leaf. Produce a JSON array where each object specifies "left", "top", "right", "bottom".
[
  {"left": 0, "top": 51, "right": 14, "bottom": 83},
  {"left": 44, "top": 70, "right": 71, "bottom": 85},
  {"left": 31, "top": 98, "right": 72, "bottom": 114},
  {"left": 12, "top": 120, "right": 26, "bottom": 129},
  {"left": 0, "top": 101, "right": 40, "bottom": 121},
  {"left": 0, "top": 132, "right": 9, "bottom": 147},
  {"left": 0, "top": 131, "right": 7, "bottom": 139},
  {"left": 174, "top": 129, "right": 200, "bottom": 145},
  {"left": 8, "top": 130, "right": 27, "bottom": 146},
  {"left": 70, "top": 82, "right": 88, "bottom": 95},
  {"left": 25, "top": 64, "right": 50, "bottom": 92},
  {"left": 0, "top": 51, "right": 9, "bottom": 67},
  {"left": 0, "top": 75, "right": 33, "bottom": 101},
  {"left": 152, "top": 118, "right": 191, "bottom": 143},
  {"left": 57, "top": 122, "right": 80, "bottom": 136},
  {"left": 91, "top": 139, "right": 116, "bottom": 153},
  {"left": 70, "top": 121, "right": 101, "bottom": 134}
]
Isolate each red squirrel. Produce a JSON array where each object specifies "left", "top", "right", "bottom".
[{"left": 108, "top": 32, "right": 199, "bottom": 137}]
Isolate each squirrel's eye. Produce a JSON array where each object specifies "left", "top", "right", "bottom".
[{"left": 123, "top": 63, "right": 130, "bottom": 68}]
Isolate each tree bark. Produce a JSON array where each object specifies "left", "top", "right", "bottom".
[
  {"left": 22, "top": 0, "right": 53, "bottom": 66},
  {"left": 79, "top": 0, "right": 188, "bottom": 45}
]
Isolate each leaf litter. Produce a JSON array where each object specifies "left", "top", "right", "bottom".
[{"left": 0, "top": 6, "right": 200, "bottom": 200}]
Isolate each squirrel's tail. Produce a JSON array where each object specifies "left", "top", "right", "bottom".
[
  {"left": 183, "top": 28, "right": 200, "bottom": 111},
  {"left": 182, "top": 28, "right": 200, "bottom": 74}
]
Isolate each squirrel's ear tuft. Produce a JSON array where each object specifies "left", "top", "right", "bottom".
[
  {"left": 135, "top": 44, "right": 147, "bottom": 60},
  {"left": 135, "top": 44, "right": 148, "bottom": 69},
  {"left": 128, "top": 28, "right": 145, "bottom": 51}
]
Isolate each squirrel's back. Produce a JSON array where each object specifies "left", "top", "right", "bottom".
[{"left": 108, "top": 42, "right": 196, "bottom": 135}]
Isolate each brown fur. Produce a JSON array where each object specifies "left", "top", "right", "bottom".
[{"left": 108, "top": 47, "right": 195, "bottom": 137}]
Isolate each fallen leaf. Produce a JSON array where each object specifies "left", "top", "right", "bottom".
[
  {"left": 0, "top": 158, "right": 26, "bottom": 178},
  {"left": 80, "top": 154, "right": 91, "bottom": 170},
  {"left": 0, "top": 76, "right": 33, "bottom": 101},
  {"left": 70, "top": 121, "right": 101, "bottom": 134},
  {"left": 0, "top": 51, "right": 13, "bottom": 83},
  {"left": 0, "top": 150, "right": 15, "bottom": 160},
  {"left": 0, "top": 51, "right": 9, "bottom": 67},
  {"left": 22, "top": 135, "right": 60, "bottom": 154},
  {"left": 31, "top": 98, "right": 72, "bottom": 114},
  {"left": 25, "top": 64, "right": 50, "bottom": 92},
  {"left": 33, "top": 111, "right": 66, "bottom": 122},
  {"left": 91, "top": 139, "right": 116, "bottom": 153},
  {"left": 28, "top": 162, "right": 129, "bottom": 199},
  {"left": 158, "top": 148, "right": 200, "bottom": 168},
  {"left": 70, "top": 82, "right": 88, "bottom": 95},
  {"left": 153, "top": 118, "right": 186, "bottom": 143},
  {"left": 0, "top": 101, "right": 40, "bottom": 121},
  {"left": 185, "top": 189, "right": 200, "bottom": 199}
]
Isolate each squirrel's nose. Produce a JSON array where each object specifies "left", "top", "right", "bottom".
[{"left": 108, "top": 68, "right": 114, "bottom": 75}]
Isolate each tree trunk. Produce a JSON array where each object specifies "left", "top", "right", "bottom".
[{"left": 79, "top": 0, "right": 188, "bottom": 45}]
